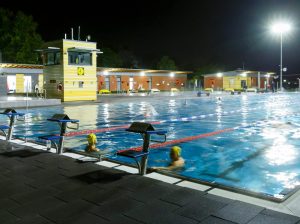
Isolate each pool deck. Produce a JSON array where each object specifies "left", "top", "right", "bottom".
[
  {"left": 0, "top": 96, "right": 61, "bottom": 109},
  {"left": 1, "top": 137, "right": 300, "bottom": 224},
  {"left": 0, "top": 91, "right": 255, "bottom": 109}
]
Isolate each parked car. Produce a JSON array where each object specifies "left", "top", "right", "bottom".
[
  {"left": 150, "top": 88, "right": 160, "bottom": 93},
  {"left": 171, "top": 88, "right": 179, "bottom": 92},
  {"left": 204, "top": 88, "right": 214, "bottom": 92},
  {"left": 99, "top": 89, "right": 111, "bottom": 94}
]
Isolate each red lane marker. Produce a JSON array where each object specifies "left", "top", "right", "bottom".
[
  {"left": 65, "top": 121, "right": 161, "bottom": 137},
  {"left": 117, "top": 127, "right": 234, "bottom": 153}
]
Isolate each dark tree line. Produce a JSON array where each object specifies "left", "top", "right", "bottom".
[
  {"left": 0, "top": 8, "right": 223, "bottom": 77},
  {"left": 0, "top": 8, "right": 43, "bottom": 64}
]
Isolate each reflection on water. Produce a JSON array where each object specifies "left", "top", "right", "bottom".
[
  {"left": 102, "top": 104, "right": 110, "bottom": 124},
  {"left": 268, "top": 172, "right": 300, "bottom": 190},
  {"left": 64, "top": 105, "right": 99, "bottom": 130},
  {"left": 261, "top": 120, "right": 298, "bottom": 165},
  {"left": 265, "top": 145, "right": 297, "bottom": 165},
  {"left": 8, "top": 93, "right": 300, "bottom": 199}
]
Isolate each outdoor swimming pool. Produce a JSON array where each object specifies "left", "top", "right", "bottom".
[{"left": 2, "top": 92, "right": 300, "bottom": 201}]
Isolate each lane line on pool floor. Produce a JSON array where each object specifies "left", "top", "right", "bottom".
[
  {"left": 117, "top": 111, "right": 300, "bottom": 153},
  {"left": 63, "top": 106, "right": 265, "bottom": 137}
]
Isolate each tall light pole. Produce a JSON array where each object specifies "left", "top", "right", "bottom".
[
  {"left": 280, "top": 32, "right": 283, "bottom": 91},
  {"left": 271, "top": 22, "right": 291, "bottom": 91}
]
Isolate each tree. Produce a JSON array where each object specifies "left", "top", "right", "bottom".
[
  {"left": 0, "top": 9, "right": 43, "bottom": 64},
  {"left": 98, "top": 47, "right": 123, "bottom": 68},
  {"left": 157, "top": 56, "right": 177, "bottom": 70},
  {"left": 119, "top": 48, "right": 139, "bottom": 68},
  {"left": 191, "top": 64, "right": 224, "bottom": 89}
]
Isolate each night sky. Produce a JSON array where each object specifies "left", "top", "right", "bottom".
[{"left": 1, "top": 0, "right": 300, "bottom": 74}]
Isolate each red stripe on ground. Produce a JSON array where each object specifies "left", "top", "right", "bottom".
[
  {"left": 117, "top": 127, "right": 234, "bottom": 152},
  {"left": 65, "top": 121, "right": 162, "bottom": 137}
]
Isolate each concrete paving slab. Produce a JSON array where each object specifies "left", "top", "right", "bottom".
[
  {"left": 9, "top": 196, "right": 66, "bottom": 219},
  {"left": 176, "top": 196, "right": 228, "bottom": 222},
  {"left": 95, "top": 160, "right": 121, "bottom": 167},
  {"left": 160, "top": 187, "right": 206, "bottom": 206},
  {"left": 89, "top": 196, "right": 144, "bottom": 220},
  {"left": 114, "top": 165, "right": 139, "bottom": 174},
  {"left": 213, "top": 201, "right": 264, "bottom": 224},
  {"left": 62, "top": 212, "right": 109, "bottom": 224},
  {"left": 200, "top": 216, "right": 236, "bottom": 224},
  {"left": 176, "top": 180, "right": 211, "bottom": 191},
  {"left": 15, "top": 215, "right": 55, "bottom": 224},
  {"left": 1, "top": 139, "right": 300, "bottom": 223},
  {"left": 247, "top": 213, "right": 296, "bottom": 224},
  {"left": 208, "top": 188, "right": 294, "bottom": 215},
  {"left": 124, "top": 199, "right": 181, "bottom": 224},
  {"left": 0, "top": 209, "right": 20, "bottom": 224},
  {"left": 145, "top": 172, "right": 182, "bottom": 184},
  {"left": 40, "top": 199, "right": 97, "bottom": 223},
  {"left": 129, "top": 182, "right": 180, "bottom": 203}
]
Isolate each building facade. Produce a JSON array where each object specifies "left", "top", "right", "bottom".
[
  {"left": 203, "top": 70, "right": 275, "bottom": 91},
  {"left": 0, "top": 63, "right": 190, "bottom": 96},
  {"left": 0, "top": 63, "right": 43, "bottom": 95},
  {"left": 39, "top": 39, "right": 100, "bottom": 101},
  {"left": 97, "top": 68, "right": 189, "bottom": 92}
]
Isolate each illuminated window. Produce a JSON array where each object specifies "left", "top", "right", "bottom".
[
  {"left": 68, "top": 51, "right": 92, "bottom": 65},
  {"left": 45, "top": 52, "right": 61, "bottom": 65}
]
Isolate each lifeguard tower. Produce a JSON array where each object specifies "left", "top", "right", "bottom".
[{"left": 39, "top": 38, "right": 101, "bottom": 101}]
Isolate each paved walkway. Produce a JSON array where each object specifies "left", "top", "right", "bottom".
[
  {"left": 0, "top": 96, "right": 61, "bottom": 109},
  {"left": 1, "top": 139, "right": 300, "bottom": 224}
]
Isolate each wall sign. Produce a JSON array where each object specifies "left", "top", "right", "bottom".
[{"left": 77, "top": 67, "right": 84, "bottom": 76}]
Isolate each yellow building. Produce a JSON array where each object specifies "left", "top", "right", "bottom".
[
  {"left": 203, "top": 70, "right": 276, "bottom": 91},
  {"left": 39, "top": 39, "right": 101, "bottom": 101}
]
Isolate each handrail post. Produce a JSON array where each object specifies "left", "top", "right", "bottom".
[
  {"left": 140, "top": 133, "right": 150, "bottom": 175},
  {"left": 7, "top": 115, "right": 16, "bottom": 141},
  {"left": 58, "top": 122, "right": 67, "bottom": 154}
]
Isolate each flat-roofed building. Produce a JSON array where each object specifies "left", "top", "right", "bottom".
[
  {"left": 203, "top": 70, "right": 276, "bottom": 91},
  {"left": 38, "top": 39, "right": 101, "bottom": 101},
  {"left": 0, "top": 63, "right": 43, "bottom": 95},
  {"left": 97, "top": 67, "right": 191, "bottom": 93}
]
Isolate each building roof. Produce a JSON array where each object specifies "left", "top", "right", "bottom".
[
  {"left": 0, "top": 63, "right": 43, "bottom": 69},
  {"left": 203, "top": 70, "right": 276, "bottom": 77},
  {"left": 97, "top": 67, "right": 192, "bottom": 74}
]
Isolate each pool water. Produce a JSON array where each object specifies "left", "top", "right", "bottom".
[{"left": 2, "top": 93, "right": 300, "bottom": 200}]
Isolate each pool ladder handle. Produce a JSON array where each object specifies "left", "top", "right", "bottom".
[
  {"left": 38, "top": 135, "right": 62, "bottom": 153},
  {"left": 0, "top": 125, "right": 9, "bottom": 138},
  {"left": 119, "top": 129, "right": 167, "bottom": 175},
  {"left": 116, "top": 150, "right": 149, "bottom": 174},
  {"left": 46, "top": 118, "right": 80, "bottom": 154},
  {"left": 0, "top": 111, "right": 25, "bottom": 141}
]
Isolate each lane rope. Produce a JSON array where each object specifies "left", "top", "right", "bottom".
[{"left": 64, "top": 106, "right": 263, "bottom": 137}]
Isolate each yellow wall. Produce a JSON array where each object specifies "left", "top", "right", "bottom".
[
  {"left": 38, "top": 74, "right": 43, "bottom": 90},
  {"left": 44, "top": 65, "right": 64, "bottom": 99},
  {"left": 16, "top": 74, "right": 24, "bottom": 93},
  {"left": 44, "top": 39, "right": 97, "bottom": 101},
  {"left": 247, "top": 77, "right": 252, "bottom": 87},
  {"left": 223, "top": 76, "right": 248, "bottom": 89},
  {"left": 62, "top": 40, "right": 97, "bottom": 101}
]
